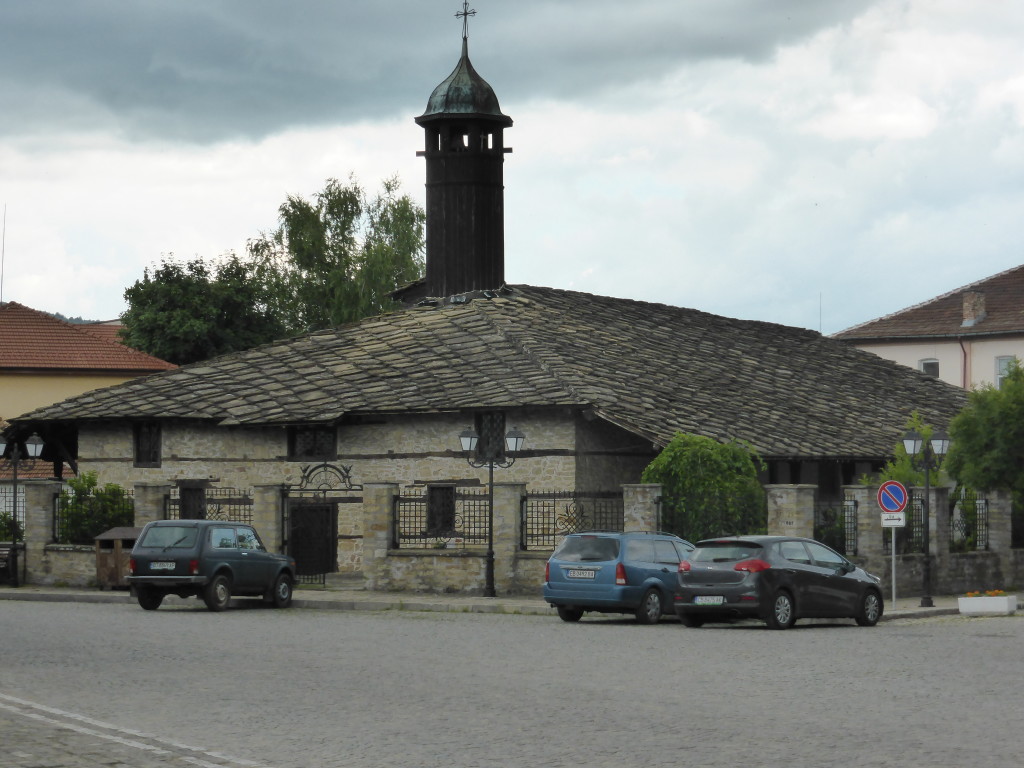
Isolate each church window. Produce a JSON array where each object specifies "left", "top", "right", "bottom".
[
  {"left": 426, "top": 485, "right": 456, "bottom": 536},
  {"left": 288, "top": 426, "right": 336, "bottom": 461},
  {"left": 133, "top": 421, "right": 162, "bottom": 468}
]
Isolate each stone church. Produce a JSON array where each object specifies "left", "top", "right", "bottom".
[{"left": 8, "top": 19, "right": 966, "bottom": 594}]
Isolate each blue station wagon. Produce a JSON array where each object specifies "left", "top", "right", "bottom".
[{"left": 543, "top": 531, "right": 695, "bottom": 624}]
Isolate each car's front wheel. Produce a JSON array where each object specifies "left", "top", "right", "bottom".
[
  {"left": 765, "top": 590, "right": 796, "bottom": 629},
  {"left": 557, "top": 606, "right": 584, "bottom": 622},
  {"left": 635, "top": 588, "right": 663, "bottom": 624},
  {"left": 269, "top": 573, "right": 293, "bottom": 609},
  {"left": 136, "top": 586, "right": 164, "bottom": 611},
  {"left": 203, "top": 574, "right": 232, "bottom": 612},
  {"left": 855, "top": 590, "right": 883, "bottom": 626}
]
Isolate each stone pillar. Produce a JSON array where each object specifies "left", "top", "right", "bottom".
[
  {"left": 765, "top": 484, "right": 816, "bottom": 538},
  {"left": 622, "top": 484, "right": 661, "bottom": 532},
  {"left": 361, "top": 483, "right": 399, "bottom": 591},
  {"left": 133, "top": 483, "right": 172, "bottom": 526},
  {"left": 492, "top": 482, "right": 526, "bottom": 595},
  {"left": 253, "top": 485, "right": 285, "bottom": 552},
  {"left": 22, "top": 480, "right": 63, "bottom": 585},
  {"left": 986, "top": 488, "right": 1013, "bottom": 555},
  {"left": 849, "top": 485, "right": 883, "bottom": 559}
]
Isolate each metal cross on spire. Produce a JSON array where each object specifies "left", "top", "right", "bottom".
[{"left": 456, "top": 1, "right": 476, "bottom": 40}]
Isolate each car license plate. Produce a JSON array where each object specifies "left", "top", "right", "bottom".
[
  {"left": 566, "top": 569, "right": 596, "bottom": 579},
  {"left": 150, "top": 561, "right": 176, "bottom": 571},
  {"left": 694, "top": 595, "right": 724, "bottom": 605}
]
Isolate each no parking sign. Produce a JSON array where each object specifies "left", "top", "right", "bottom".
[{"left": 878, "top": 480, "right": 908, "bottom": 527}]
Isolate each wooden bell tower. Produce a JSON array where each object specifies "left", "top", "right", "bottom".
[{"left": 415, "top": 4, "right": 512, "bottom": 298}]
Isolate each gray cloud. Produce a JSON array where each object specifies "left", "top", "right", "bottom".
[{"left": 1, "top": 0, "right": 874, "bottom": 143}]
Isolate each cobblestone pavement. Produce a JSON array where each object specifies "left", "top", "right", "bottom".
[
  {"left": 1, "top": 694, "right": 272, "bottom": 768},
  {"left": 0, "top": 589, "right": 1011, "bottom": 768}
]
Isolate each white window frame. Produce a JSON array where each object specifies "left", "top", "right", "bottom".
[{"left": 996, "top": 356, "right": 1016, "bottom": 389}]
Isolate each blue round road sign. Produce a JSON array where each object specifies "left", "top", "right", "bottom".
[{"left": 877, "top": 480, "right": 909, "bottom": 513}]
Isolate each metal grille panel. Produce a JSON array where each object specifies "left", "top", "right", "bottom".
[
  {"left": 520, "top": 491, "right": 624, "bottom": 550},
  {"left": 165, "top": 487, "right": 253, "bottom": 525},
  {"left": 814, "top": 493, "right": 858, "bottom": 555},
  {"left": 950, "top": 489, "right": 989, "bottom": 552},
  {"left": 392, "top": 487, "right": 490, "bottom": 548}
]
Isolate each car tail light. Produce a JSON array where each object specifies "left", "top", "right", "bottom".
[
  {"left": 734, "top": 559, "right": 771, "bottom": 573},
  {"left": 189, "top": 559, "right": 200, "bottom": 575},
  {"left": 678, "top": 560, "right": 692, "bottom": 573},
  {"left": 615, "top": 562, "right": 627, "bottom": 585},
  {"left": 129, "top": 558, "right": 136, "bottom": 575},
  {"left": 544, "top": 561, "right": 550, "bottom": 583}
]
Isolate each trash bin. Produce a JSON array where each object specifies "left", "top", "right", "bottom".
[{"left": 95, "top": 527, "right": 143, "bottom": 589}]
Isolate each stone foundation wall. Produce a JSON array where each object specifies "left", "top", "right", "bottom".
[{"left": 32, "top": 545, "right": 96, "bottom": 588}]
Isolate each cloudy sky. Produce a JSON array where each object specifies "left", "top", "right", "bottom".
[{"left": 2, "top": 0, "right": 1022, "bottom": 334}]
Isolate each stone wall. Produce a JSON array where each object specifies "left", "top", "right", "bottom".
[
  {"left": 769, "top": 483, "right": 1021, "bottom": 598},
  {"left": 66, "top": 408, "right": 656, "bottom": 580}
]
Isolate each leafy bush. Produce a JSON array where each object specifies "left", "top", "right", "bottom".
[
  {"left": 0, "top": 508, "right": 22, "bottom": 541},
  {"left": 642, "top": 433, "right": 766, "bottom": 542},
  {"left": 56, "top": 473, "right": 134, "bottom": 545}
]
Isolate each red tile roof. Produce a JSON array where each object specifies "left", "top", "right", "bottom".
[
  {"left": 0, "top": 302, "right": 176, "bottom": 373},
  {"left": 833, "top": 264, "right": 1024, "bottom": 341}
]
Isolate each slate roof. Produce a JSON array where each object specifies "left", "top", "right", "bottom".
[
  {"left": 833, "top": 263, "right": 1024, "bottom": 341},
  {"left": 14, "top": 286, "right": 966, "bottom": 460},
  {"left": 0, "top": 302, "right": 176, "bottom": 373}
]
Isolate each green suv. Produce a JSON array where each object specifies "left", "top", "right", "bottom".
[{"left": 128, "top": 519, "right": 297, "bottom": 612}]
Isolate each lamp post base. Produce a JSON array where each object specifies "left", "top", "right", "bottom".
[{"left": 919, "top": 595, "right": 934, "bottom": 608}]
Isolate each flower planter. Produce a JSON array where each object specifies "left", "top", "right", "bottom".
[{"left": 958, "top": 595, "right": 1017, "bottom": 616}]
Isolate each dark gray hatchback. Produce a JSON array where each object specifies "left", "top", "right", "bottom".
[
  {"left": 674, "top": 535, "right": 883, "bottom": 629},
  {"left": 128, "top": 519, "right": 297, "bottom": 612}
]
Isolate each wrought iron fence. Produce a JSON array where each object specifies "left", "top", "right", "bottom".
[
  {"left": 884, "top": 493, "right": 925, "bottom": 555},
  {"left": 0, "top": 486, "right": 24, "bottom": 540},
  {"left": 53, "top": 488, "right": 135, "bottom": 545},
  {"left": 165, "top": 487, "right": 253, "bottom": 524},
  {"left": 949, "top": 489, "right": 988, "bottom": 552},
  {"left": 392, "top": 487, "right": 490, "bottom": 549},
  {"left": 814, "top": 493, "right": 858, "bottom": 555},
  {"left": 520, "top": 490, "right": 624, "bottom": 550}
]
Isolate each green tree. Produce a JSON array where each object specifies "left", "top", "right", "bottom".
[
  {"left": 121, "top": 174, "right": 425, "bottom": 365},
  {"left": 56, "top": 472, "right": 134, "bottom": 545},
  {"left": 945, "top": 360, "right": 1024, "bottom": 501},
  {"left": 641, "top": 433, "right": 766, "bottom": 541},
  {"left": 246, "top": 174, "right": 425, "bottom": 331},
  {"left": 872, "top": 411, "right": 944, "bottom": 488},
  {"left": 121, "top": 253, "right": 288, "bottom": 365}
]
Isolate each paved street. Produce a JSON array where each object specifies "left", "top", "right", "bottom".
[{"left": 1, "top": 600, "right": 1021, "bottom": 768}]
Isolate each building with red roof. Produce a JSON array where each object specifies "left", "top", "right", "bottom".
[
  {"left": 1, "top": 301, "right": 175, "bottom": 423},
  {"left": 833, "top": 264, "right": 1024, "bottom": 390}
]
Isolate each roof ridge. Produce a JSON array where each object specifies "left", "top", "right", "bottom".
[{"left": 833, "top": 263, "right": 1024, "bottom": 337}]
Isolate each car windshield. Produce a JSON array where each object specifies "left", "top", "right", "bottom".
[
  {"left": 553, "top": 536, "right": 620, "bottom": 562},
  {"left": 691, "top": 541, "right": 764, "bottom": 563},
  {"left": 139, "top": 525, "right": 198, "bottom": 549}
]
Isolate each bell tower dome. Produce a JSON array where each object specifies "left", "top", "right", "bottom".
[{"left": 415, "top": 3, "right": 512, "bottom": 298}]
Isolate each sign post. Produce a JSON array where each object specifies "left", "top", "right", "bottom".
[{"left": 878, "top": 480, "right": 909, "bottom": 605}]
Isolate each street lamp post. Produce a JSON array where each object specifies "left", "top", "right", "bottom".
[
  {"left": 0, "top": 433, "right": 44, "bottom": 587},
  {"left": 460, "top": 425, "right": 525, "bottom": 598},
  {"left": 902, "top": 428, "right": 949, "bottom": 608}
]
